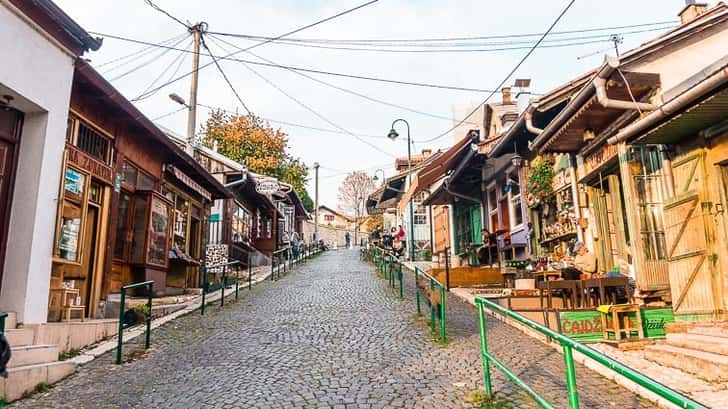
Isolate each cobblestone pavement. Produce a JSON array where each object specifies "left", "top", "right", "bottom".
[{"left": 14, "top": 249, "right": 654, "bottom": 408}]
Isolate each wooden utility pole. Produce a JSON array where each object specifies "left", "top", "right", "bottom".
[
  {"left": 313, "top": 162, "right": 320, "bottom": 242},
  {"left": 186, "top": 23, "right": 206, "bottom": 154}
]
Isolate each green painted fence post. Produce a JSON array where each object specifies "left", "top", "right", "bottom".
[
  {"left": 563, "top": 345, "right": 580, "bottom": 409},
  {"left": 248, "top": 261, "right": 252, "bottom": 291},
  {"left": 116, "top": 287, "right": 126, "bottom": 364},
  {"left": 439, "top": 285, "right": 446, "bottom": 341},
  {"left": 201, "top": 265, "right": 207, "bottom": 315},
  {"left": 476, "top": 302, "right": 493, "bottom": 398},
  {"left": 145, "top": 285, "right": 152, "bottom": 349},
  {"left": 398, "top": 262, "right": 403, "bottom": 298},
  {"left": 221, "top": 266, "right": 226, "bottom": 307},
  {"left": 429, "top": 278, "right": 436, "bottom": 335},
  {"left": 415, "top": 268, "right": 421, "bottom": 315}
]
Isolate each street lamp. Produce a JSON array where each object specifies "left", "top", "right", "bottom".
[
  {"left": 387, "top": 119, "right": 415, "bottom": 262},
  {"left": 372, "top": 169, "right": 385, "bottom": 184}
]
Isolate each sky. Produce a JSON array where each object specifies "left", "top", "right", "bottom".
[{"left": 54, "top": 0, "right": 702, "bottom": 208}]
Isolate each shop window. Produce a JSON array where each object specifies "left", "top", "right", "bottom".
[
  {"left": 55, "top": 167, "right": 86, "bottom": 262},
  {"left": 121, "top": 161, "right": 157, "bottom": 191},
  {"left": 147, "top": 196, "right": 170, "bottom": 265},
  {"left": 508, "top": 171, "right": 523, "bottom": 228},
  {"left": 66, "top": 116, "right": 112, "bottom": 164},
  {"left": 121, "top": 162, "right": 137, "bottom": 187},
  {"left": 232, "top": 206, "right": 251, "bottom": 243},
  {"left": 137, "top": 172, "right": 156, "bottom": 190},
  {"left": 114, "top": 192, "right": 132, "bottom": 260},
  {"left": 173, "top": 195, "right": 190, "bottom": 249},
  {"left": 488, "top": 188, "right": 498, "bottom": 231},
  {"left": 130, "top": 195, "right": 149, "bottom": 264},
  {"left": 630, "top": 146, "right": 667, "bottom": 260},
  {"left": 413, "top": 191, "right": 428, "bottom": 225}
]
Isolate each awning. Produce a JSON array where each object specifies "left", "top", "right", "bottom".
[{"left": 168, "top": 245, "right": 200, "bottom": 265}]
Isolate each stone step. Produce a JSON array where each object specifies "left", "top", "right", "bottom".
[
  {"left": 667, "top": 332, "right": 728, "bottom": 356},
  {"left": 0, "top": 361, "right": 75, "bottom": 402},
  {"left": 687, "top": 326, "right": 728, "bottom": 339},
  {"left": 8, "top": 344, "right": 59, "bottom": 368},
  {"left": 6, "top": 328, "right": 34, "bottom": 347},
  {"left": 644, "top": 344, "right": 728, "bottom": 382}
]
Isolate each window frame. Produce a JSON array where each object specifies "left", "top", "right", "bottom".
[
  {"left": 507, "top": 170, "right": 524, "bottom": 230},
  {"left": 66, "top": 112, "right": 114, "bottom": 165}
]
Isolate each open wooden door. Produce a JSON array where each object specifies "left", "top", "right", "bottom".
[
  {"left": 433, "top": 205, "right": 450, "bottom": 254},
  {"left": 663, "top": 152, "right": 720, "bottom": 316}
]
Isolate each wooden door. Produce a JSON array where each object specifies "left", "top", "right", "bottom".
[
  {"left": 0, "top": 109, "right": 22, "bottom": 288},
  {"left": 81, "top": 205, "right": 99, "bottom": 318},
  {"left": 433, "top": 206, "right": 450, "bottom": 253},
  {"left": 663, "top": 152, "right": 719, "bottom": 315}
]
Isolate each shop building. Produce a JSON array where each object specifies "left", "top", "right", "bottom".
[
  {"left": 49, "top": 60, "right": 229, "bottom": 321},
  {"left": 0, "top": 0, "right": 100, "bottom": 324}
]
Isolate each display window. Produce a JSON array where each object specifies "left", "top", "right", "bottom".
[
  {"left": 163, "top": 186, "right": 203, "bottom": 257},
  {"left": 232, "top": 206, "right": 252, "bottom": 243},
  {"left": 127, "top": 191, "right": 172, "bottom": 268},
  {"left": 54, "top": 166, "right": 87, "bottom": 263}
]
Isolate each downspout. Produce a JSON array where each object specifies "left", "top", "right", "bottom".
[
  {"left": 524, "top": 105, "right": 543, "bottom": 135},
  {"left": 444, "top": 178, "right": 480, "bottom": 204},
  {"left": 593, "top": 76, "right": 657, "bottom": 111},
  {"left": 608, "top": 66, "right": 728, "bottom": 145}
]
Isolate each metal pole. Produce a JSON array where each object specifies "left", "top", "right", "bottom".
[
  {"left": 248, "top": 259, "right": 252, "bottom": 291},
  {"left": 201, "top": 265, "right": 207, "bottom": 315},
  {"left": 415, "top": 268, "right": 421, "bottom": 315},
  {"left": 476, "top": 302, "right": 493, "bottom": 398},
  {"left": 430, "top": 278, "right": 436, "bottom": 335},
  {"left": 563, "top": 346, "right": 580, "bottom": 408},
  {"left": 406, "top": 124, "right": 415, "bottom": 262},
  {"left": 313, "top": 162, "right": 320, "bottom": 243},
  {"left": 116, "top": 288, "right": 126, "bottom": 364},
  {"left": 221, "top": 265, "right": 226, "bottom": 307},
  {"left": 186, "top": 23, "right": 204, "bottom": 155},
  {"left": 439, "top": 285, "right": 446, "bottom": 341},
  {"left": 398, "top": 262, "right": 403, "bottom": 298},
  {"left": 145, "top": 283, "right": 152, "bottom": 349}
]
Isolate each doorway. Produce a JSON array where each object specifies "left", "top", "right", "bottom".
[
  {"left": 81, "top": 204, "right": 99, "bottom": 318},
  {"left": 588, "top": 171, "right": 629, "bottom": 273},
  {"left": 0, "top": 108, "right": 22, "bottom": 290}
]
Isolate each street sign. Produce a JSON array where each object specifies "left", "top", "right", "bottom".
[{"left": 255, "top": 179, "right": 280, "bottom": 195}]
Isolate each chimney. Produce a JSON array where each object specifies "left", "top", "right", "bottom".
[
  {"left": 501, "top": 87, "right": 512, "bottom": 105},
  {"left": 421, "top": 148, "right": 432, "bottom": 157},
  {"left": 679, "top": 0, "right": 708, "bottom": 25}
]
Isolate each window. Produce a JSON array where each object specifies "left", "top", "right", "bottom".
[
  {"left": 121, "top": 160, "right": 157, "bottom": 191},
  {"left": 173, "top": 195, "right": 189, "bottom": 249},
  {"left": 630, "top": 146, "right": 667, "bottom": 260},
  {"left": 413, "top": 192, "right": 428, "bottom": 225},
  {"left": 487, "top": 188, "right": 498, "bottom": 231},
  {"left": 232, "top": 206, "right": 251, "bottom": 243},
  {"left": 324, "top": 214, "right": 335, "bottom": 223},
  {"left": 508, "top": 171, "right": 523, "bottom": 228},
  {"left": 114, "top": 192, "right": 132, "bottom": 260},
  {"left": 55, "top": 167, "right": 86, "bottom": 262},
  {"left": 66, "top": 116, "right": 112, "bottom": 164}
]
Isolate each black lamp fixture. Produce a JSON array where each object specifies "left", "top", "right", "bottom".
[
  {"left": 510, "top": 142, "right": 523, "bottom": 168},
  {"left": 387, "top": 128, "right": 399, "bottom": 140}
]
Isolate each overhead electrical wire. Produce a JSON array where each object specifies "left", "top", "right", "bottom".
[
  {"left": 210, "top": 20, "right": 677, "bottom": 44},
  {"left": 206, "top": 39, "right": 396, "bottom": 158},
  {"left": 135, "top": 37, "right": 192, "bottom": 100},
  {"left": 96, "top": 32, "right": 188, "bottom": 70},
  {"left": 107, "top": 34, "right": 190, "bottom": 82},
  {"left": 209, "top": 25, "right": 675, "bottom": 53},
  {"left": 417, "top": 0, "right": 578, "bottom": 143},
  {"left": 199, "top": 34, "right": 253, "bottom": 114},
  {"left": 90, "top": 32, "right": 496, "bottom": 93},
  {"left": 143, "top": 0, "right": 190, "bottom": 29},
  {"left": 197, "top": 103, "right": 391, "bottom": 140},
  {"left": 123, "top": 0, "right": 381, "bottom": 102},
  {"left": 207, "top": 34, "right": 479, "bottom": 125},
  {"left": 151, "top": 106, "right": 187, "bottom": 121}
]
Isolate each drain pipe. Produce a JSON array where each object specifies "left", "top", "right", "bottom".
[
  {"left": 608, "top": 66, "right": 728, "bottom": 145},
  {"left": 524, "top": 105, "right": 543, "bottom": 135},
  {"left": 593, "top": 76, "right": 657, "bottom": 112}
]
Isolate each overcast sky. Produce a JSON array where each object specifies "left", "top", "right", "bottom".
[{"left": 55, "top": 0, "right": 701, "bottom": 207}]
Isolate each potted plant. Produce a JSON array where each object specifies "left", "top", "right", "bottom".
[{"left": 526, "top": 157, "right": 555, "bottom": 209}]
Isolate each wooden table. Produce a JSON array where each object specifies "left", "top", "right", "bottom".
[
  {"left": 537, "top": 279, "right": 580, "bottom": 309},
  {"left": 533, "top": 270, "right": 562, "bottom": 284},
  {"left": 582, "top": 277, "right": 631, "bottom": 307},
  {"left": 48, "top": 288, "right": 85, "bottom": 322}
]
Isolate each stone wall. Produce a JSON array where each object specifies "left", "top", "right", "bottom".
[{"left": 301, "top": 221, "right": 367, "bottom": 247}]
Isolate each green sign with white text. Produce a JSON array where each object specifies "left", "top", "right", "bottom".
[{"left": 558, "top": 308, "right": 675, "bottom": 343}]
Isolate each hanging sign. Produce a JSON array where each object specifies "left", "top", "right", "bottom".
[
  {"left": 166, "top": 165, "right": 212, "bottom": 201},
  {"left": 577, "top": 143, "right": 619, "bottom": 180},
  {"left": 255, "top": 179, "right": 280, "bottom": 195}
]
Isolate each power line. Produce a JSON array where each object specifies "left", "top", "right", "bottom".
[
  {"left": 90, "top": 31, "right": 496, "bottom": 93},
  {"left": 199, "top": 34, "right": 252, "bottom": 114},
  {"left": 107, "top": 34, "right": 190, "bottom": 82},
  {"left": 135, "top": 38, "right": 192, "bottom": 100},
  {"left": 152, "top": 106, "right": 187, "bottom": 121},
  {"left": 124, "top": 0, "right": 380, "bottom": 102},
  {"left": 206, "top": 39, "right": 396, "bottom": 158},
  {"left": 207, "top": 34, "right": 479, "bottom": 126},
  {"left": 143, "top": 0, "right": 189, "bottom": 29},
  {"left": 210, "top": 25, "right": 674, "bottom": 53},
  {"left": 210, "top": 20, "right": 677, "bottom": 44},
  {"left": 197, "top": 103, "right": 391, "bottom": 140},
  {"left": 417, "top": 0, "right": 577, "bottom": 143},
  {"left": 96, "top": 32, "right": 188, "bottom": 69}
]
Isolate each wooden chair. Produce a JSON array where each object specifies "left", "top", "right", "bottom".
[
  {"left": 600, "top": 304, "right": 644, "bottom": 342},
  {"left": 48, "top": 288, "right": 85, "bottom": 322}
]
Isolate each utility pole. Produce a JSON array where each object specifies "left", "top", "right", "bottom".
[
  {"left": 313, "top": 162, "right": 320, "bottom": 243},
  {"left": 186, "top": 22, "right": 206, "bottom": 155}
]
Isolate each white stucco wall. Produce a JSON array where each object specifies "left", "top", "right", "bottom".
[{"left": 0, "top": 2, "right": 77, "bottom": 324}]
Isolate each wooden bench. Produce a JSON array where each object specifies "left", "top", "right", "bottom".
[{"left": 48, "top": 288, "right": 85, "bottom": 322}]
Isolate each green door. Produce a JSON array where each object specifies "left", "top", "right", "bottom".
[{"left": 470, "top": 205, "right": 482, "bottom": 264}]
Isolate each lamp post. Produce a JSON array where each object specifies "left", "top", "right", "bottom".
[
  {"left": 372, "top": 169, "right": 385, "bottom": 185},
  {"left": 313, "top": 162, "right": 320, "bottom": 243},
  {"left": 387, "top": 119, "right": 415, "bottom": 262}
]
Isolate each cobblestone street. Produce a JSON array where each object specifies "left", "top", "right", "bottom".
[{"left": 14, "top": 249, "right": 655, "bottom": 408}]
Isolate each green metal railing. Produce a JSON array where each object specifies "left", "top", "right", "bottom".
[
  {"left": 0, "top": 311, "right": 8, "bottom": 335},
  {"left": 271, "top": 247, "right": 289, "bottom": 280},
  {"left": 116, "top": 280, "right": 153, "bottom": 365},
  {"left": 414, "top": 267, "right": 446, "bottom": 342},
  {"left": 475, "top": 297, "right": 708, "bottom": 409},
  {"left": 201, "top": 260, "right": 241, "bottom": 315}
]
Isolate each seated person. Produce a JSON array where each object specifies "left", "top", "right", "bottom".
[{"left": 561, "top": 242, "right": 596, "bottom": 280}]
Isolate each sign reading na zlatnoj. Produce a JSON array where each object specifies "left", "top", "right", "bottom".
[
  {"left": 558, "top": 308, "right": 675, "bottom": 343},
  {"left": 255, "top": 179, "right": 280, "bottom": 195}
]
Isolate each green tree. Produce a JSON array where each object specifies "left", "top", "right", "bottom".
[{"left": 202, "top": 109, "right": 310, "bottom": 199}]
